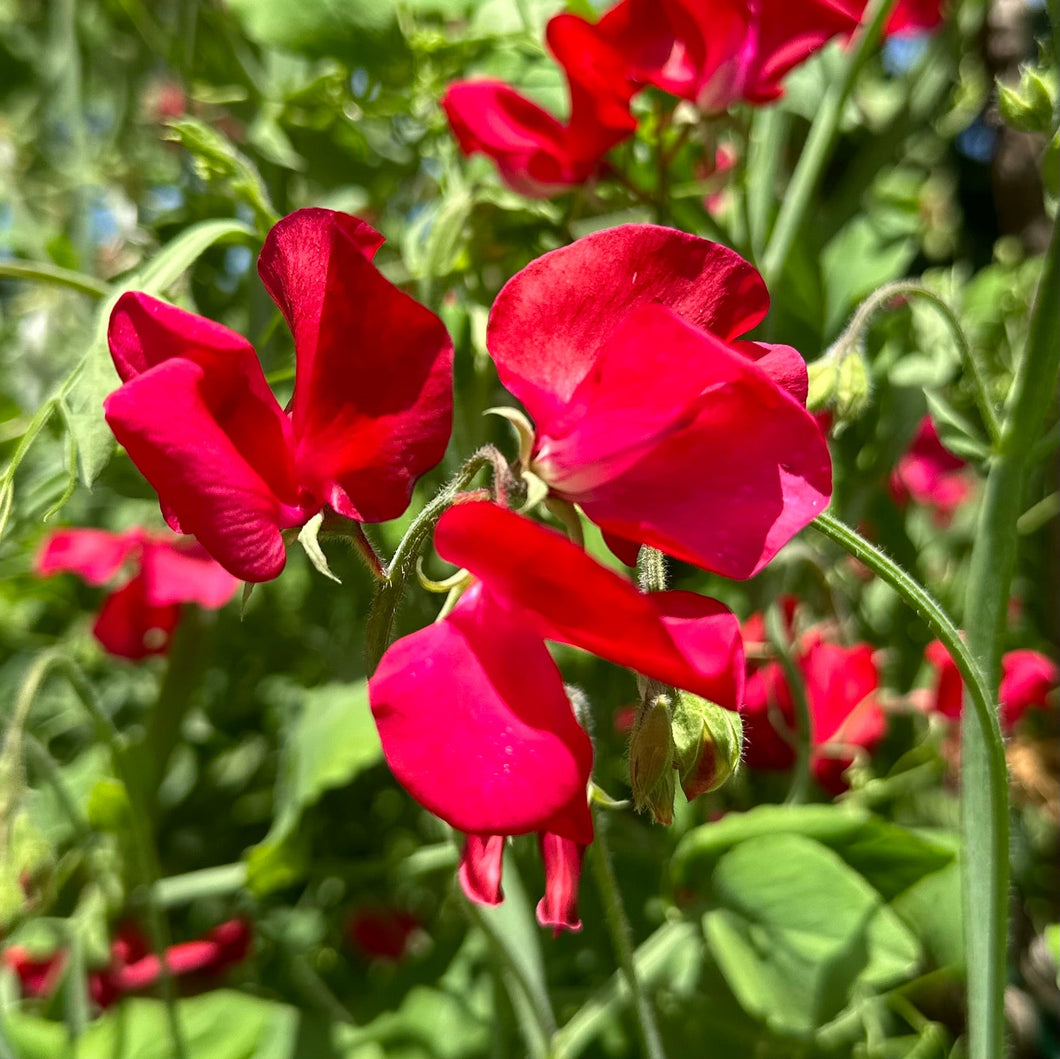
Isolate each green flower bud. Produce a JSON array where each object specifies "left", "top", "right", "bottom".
[
  {"left": 835, "top": 348, "right": 871, "bottom": 420},
  {"left": 671, "top": 691, "right": 743, "bottom": 802},
  {"left": 806, "top": 358, "right": 839, "bottom": 412},
  {"left": 628, "top": 696, "right": 676, "bottom": 826}
]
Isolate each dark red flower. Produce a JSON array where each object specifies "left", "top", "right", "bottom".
[
  {"left": 347, "top": 909, "right": 421, "bottom": 962},
  {"left": 487, "top": 224, "right": 831, "bottom": 579},
  {"left": 889, "top": 416, "right": 974, "bottom": 524},
  {"left": 564, "top": 0, "right": 860, "bottom": 112},
  {"left": 369, "top": 501, "right": 743, "bottom": 930},
  {"left": 741, "top": 621, "right": 885, "bottom": 794},
  {"left": 36, "top": 527, "right": 238, "bottom": 659},
  {"left": 104, "top": 209, "right": 453, "bottom": 582},
  {"left": 442, "top": 16, "right": 637, "bottom": 195},
  {"left": 2, "top": 946, "right": 65, "bottom": 997}
]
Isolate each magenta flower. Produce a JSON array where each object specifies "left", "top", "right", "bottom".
[
  {"left": 442, "top": 15, "right": 637, "bottom": 196},
  {"left": 889, "top": 416, "right": 974, "bottom": 524},
  {"left": 920, "top": 641, "right": 1058, "bottom": 730},
  {"left": 104, "top": 209, "right": 453, "bottom": 582},
  {"left": 564, "top": 0, "right": 860, "bottom": 113},
  {"left": 369, "top": 500, "right": 743, "bottom": 930},
  {"left": 36, "top": 527, "right": 238, "bottom": 659},
  {"left": 741, "top": 619, "right": 886, "bottom": 794},
  {"left": 487, "top": 224, "right": 831, "bottom": 579}
]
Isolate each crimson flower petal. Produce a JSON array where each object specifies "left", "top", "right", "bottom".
[
  {"left": 434, "top": 501, "right": 742, "bottom": 701},
  {"left": 536, "top": 832, "right": 584, "bottom": 934},
  {"left": 369, "top": 583, "right": 594, "bottom": 842},
  {"left": 999, "top": 649, "right": 1059, "bottom": 727},
  {"left": 258, "top": 208, "right": 454, "bottom": 523},
  {"left": 36, "top": 528, "right": 142, "bottom": 585},
  {"left": 138, "top": 537, "right": 240, "bottom": 609},
  {"left": 459, "top": 835, "right": 506, "bottom": 906},
  {"left": 487, "top": 224, "right": 769, "bottom": 428},
  {"left": 104, "top": 359, "right": 297, "bottom": 581},
  {"left": 93, "top": 575, "right": 180, "bottom": 659}
]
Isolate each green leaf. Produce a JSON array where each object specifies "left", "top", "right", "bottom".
[
  {"left": 226, "top": 0, "right": 410, "bottom": 80},
  {"left": 822, "top": 214, "right": 917, "bottom": 337},
  {"left": 891, "top": 862, "right": 964, "bottom": 970},
  {"left": 247, "top": 681, "right": 382, "bottom": 892},
  {"left": 165, "top": 120, "right": 278, "bottom": 232},
  {"left": 66, "top": 218, "right": 255, "bottom": 486},
  {"left": 673, "top": 804, "right": 955, "bottom": 899},
  {"left": 702, "top": 834, "right": 921, "bottom": 1036},
  {"left": 923, "top": 390, "right": 991, "bottom": 463}
]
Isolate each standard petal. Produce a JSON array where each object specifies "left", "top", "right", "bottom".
[
  {"left": 259, "top": 208, "right": 454, "bottom": 523},
  {"left": 35, "top": 528, "right": 142, "bottom": 585},
  {"left": 104, "top": 359, "right": 295, "bottom": 581},
  {"left": 535, "top": 304, "right": 778, "bottom": 494},
  {"left": 139, "top": 537, "right": 241, "bottom": 609},
  {"left": 459, "top": 835, "right": 506, "bottom": 907},
  {"left": 745, "top": 0, "right": 860, "bottom": 103},
  {"left": 369, "top": 584, "right": 594, "bottom": 842},
  {"left": 92, "top": 576, "right": 180, "bottom": 659},
  {"left": 567, "top": 342, "right": 831, "bottom": 579},
  {"left": 486, "top": 224, "right": 769, "bottom": 428},
  {"left": 434, "top": 502, "right": 741, "bottom": 700},
  {"left": 734, "top": 341, "right": 809, "bottom": 405}
]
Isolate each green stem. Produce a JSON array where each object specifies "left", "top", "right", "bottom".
[
  {"left": 0, "top": 260, "right": 111, "bottom": 298},
  {"left": 636, "top": 546, "right": 668, "bottom": 594},
  {"left": 552, "top": 921, "right": 696, "bottom": 1059},
  {"left": 588, "top": 809, "right": 667, "bottom": 1059},
  {"left": 960, "top": 214, "right": 1059, "bottom": 1059},
  {"left": 765, "top": 606, "right": 813, "bottom": 804},
  {"left": 830, "top": 280, "right": 1001, "bottom": 444},
  {"left": 51, "top": 657, "right": 189, "bottom": 1059},
  {"left": 810, "top": 511, "right": 1007, "bottom": 1059},
  {"left": 743, "top": 106, "right": 789, "bottom": 261},
  {"left": 364, "top": 449, "right": 500, "bottom": 671},
  {"left": 762, "top": 0, "right": 899, "bottom": 289}
]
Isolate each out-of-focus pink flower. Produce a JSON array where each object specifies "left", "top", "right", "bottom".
[
  {"left": 741, "top": 620, "right": 886, "bottom": 794},
  {"left": 920, "top": 641, "right": 1058, "bottom": 730},
  {"left": 889, "top": 416, "right": 974, "bottom": 524},
  {"left": 565, "top": 0, "right": 860, "bottom": 113},
  {"left": 5, "top": 920, "right": 251, "bottom": 1008},
  {"left": 369, "top": 501, "right": 743, "bottom": 930},
  {"left": 104, "top": 209, "right": 453, "bottom": 582},
  {"left": 347, "top": 909, "right": 421, "bottom": 962},
  {"left": 36, "top": 527, "right": 239, "bottom": 659},
  {"left": 442, "top": 15, "right": 637, "bottom": 195},
  {"left": 2, "top": 946, "right": 65, "bottom": 997},
  {"left": 486, "top": 224, "right": 831, "bottom": 579}
]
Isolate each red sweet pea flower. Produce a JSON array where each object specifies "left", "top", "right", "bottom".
[
  {"left": 889, "top": 416, "right": 974, "bottom": 524},
  {"left": 920, "top": 641, "right": 1058, "bottom": 730},
  {"left": 487, "top": 224, "right": 831, "bottom": 579},
  {"left": 883, "top": 0, "right": 944, "bottom": 35},
  {"left": 565, "top": 0, "right": 860, "bottom": 112},
  {"left": 741, "top": 621, "right": 886, "bottom": 794},
  {"left": 104, "top": 209, "right": 453, "bottom": 582},
  {"left": 369, "top": 501, "right": 743, "bottom": 930},
  {"left": 442, "top": 15, "right": 637, "bottom": 196},
  {"left": 2, "top": 946, "right": 65, "bottom": 998},
  {"left": 36, "top": 527, "right": 238, "bottom": 659},
  {"left": 347, "top": 908, "right": 421, "bottom": 962}
]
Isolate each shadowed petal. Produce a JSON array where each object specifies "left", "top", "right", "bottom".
[
  {"left": 93, "top": 575, "right": 180, "bottom": 659},
  {"left": 536, "top": 832, "right": 584, "bottom": 934},
  {"left": 259, "top": 208, "right": 454, "bottom": 523}
]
